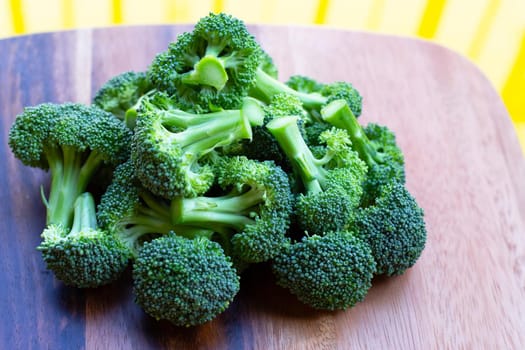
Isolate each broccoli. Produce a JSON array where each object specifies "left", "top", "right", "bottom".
[
  {"left": 267, "top": 115, "right": 367, "bottom": 236},
  {"left": 133, "top": 234, "right": 240, "bottom": 327},
  {"left": 233, "top": 92, "right": 309, "bottom": 172},
  {"left": 37, "top": 192, "right": 130, "bottom": 288},
  {"left": 148, "top": 12, "right": 262, "bottom": 111},
  {"left": 321, "top": 99, "right": 405, "bottom": 205},
  {"left": 131, "top": 91, "right": 264, "bottom": 199},
  {"left": 170, "top": 155, "right": 294, "bottom": 263},
  {"left": 8, "top": 103, "right": 132, "bottom": 228},
  {"left": 286, "top": 75, "right": 324, "bottom": 93},
  {"left": 272, "top": 230, "right": 376, "bottom": 310},
  {"left": 93, "top": 71, "right": 152, "bottom": 126},
  {"left": 353, "top": 181, "right": 427, "bottom": 276}
]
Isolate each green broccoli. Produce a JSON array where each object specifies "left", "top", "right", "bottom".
[
  {"left": 267, "top": 115, "right": 367, "bottom": 236},
  {"left": 148, "top": 12, "right": 262, "bottom": 111},
  {"left": 93, "top": 71, "right": 152, "bottom": 126},
  {"left": 131, "top": 91, "right": 264, "bottom": 199},
  {"left": 37, "top": 192, "right": 130, "bottom": 288},
  {"left": 133, "top": 234, "right": 240, "bottom": 327},
  {"left": 272, "top": 230, "right": 376, "bottom": 310},
  {"left": 8, "top": 103, "right": 132, "bottom": 228},
  {"left": 353, "top": 181, "right": 427, "bottom": 276},
  {"left": 170, "top": 155, "right": 294, "bottom": 263},
  {"left": 321, "top": 99, "right": 405, "bottom": 205}
]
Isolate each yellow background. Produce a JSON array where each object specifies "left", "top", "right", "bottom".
[{"left": 1, "top": 0, "right": 524, "bottom": 152}]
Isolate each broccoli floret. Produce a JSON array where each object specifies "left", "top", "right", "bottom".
[
  {"left": 272, "top": 231, "right": 376, "bottom": 310},
  {"left": 286, "top": 75, "right": 323, "bottom": 93},
  {"left": 249, "top": 70, "right": 362, "bottom": 119},
  {"left": 8, "top": 103, "right": 132, "bottom": 227},
  {"left": 267, "top": 115, "right": 367, "bottom": 236},
  {"left": 133, "top": 234, "right": 240, "bottom": 327},
  {"left": 321, "top": 99, "right": 405, "bottom": 205},
  {"left": 37, "top": 193, "right": 131, "bottom": 288},
  {"left": 234, "top": 93, "right": 308, "bottom": 172},
  {"left": 93, "top": 71, "right": 152, "bottom": 125},
  {"left": 353, "top": 181, "right": 427, "bottom": 276},
  {"left": 259, "top": 49, "right": 279, "bottom": 79},
  {"left": 171, "top": 156, "right": 293, "bottom": 263},
  {"left": 131, "top": 92, "right": 264, "bottom": 199},
  {"left": 148, "top": 13, "right": 261, "bottom": 111}
]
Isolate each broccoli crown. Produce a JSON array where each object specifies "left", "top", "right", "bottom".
[
  {"left": 8, "top": 102, "right": 132, "bottom": 227},
  {"left": 320, "top": 82, "right": 362, "bottom": 117},
  {"left": 354, "top": 181, "right": 427, "bottom": 276},
  {"left": 171, "top": 156, "right": 293, "bottom": 263},
  {"left": 148, "top": 13, "right": 261, "bottom": 111},
  {"left": 259, "top": 49, "right": 279, "bottom": 79},
  {"left": 285, "top": 75, "right": 323, "bottom": 93},
  {"left": 133, "top": 234, "right": 240, "bottom": 327},
  {"left": 93, "top": 71, "right": 152, "bottom": 120},
  {"left": 38, "top": 193, "right": 131, "bottom": 288},
  {"left": 131, "top": 92, "right": 255, "bottom": 198},
  {"left": 272, "top": 231, "right": 376, "bottom": 310}
]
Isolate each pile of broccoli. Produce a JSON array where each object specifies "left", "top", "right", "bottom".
[{"left": 8, "top": 12, "right": 426, "bottom": 327}]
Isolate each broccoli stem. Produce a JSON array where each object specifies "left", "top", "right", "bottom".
[
  {"left": 251, "top": 68, "right": 326, "bottom": 108},
  {"left": 266, "top": 116, "right": 327, "bottom": 194},
  {"left": 170, "top": 188, "right": 263, "bottom": 231},
  {"left": 168, "top": 110, "right": 252, "bottom": 153},
  {"left": 45, "top": 146, "right": 106, "bottom": 228},
  {"left": 181, "top": 55, "right": 229, "bottom": 91},
  {"left": 68, "top": 193, "right": 97, "bottom": 237},
  {"left": 321, "top": 100, "right": 385, "bottom": 166}
]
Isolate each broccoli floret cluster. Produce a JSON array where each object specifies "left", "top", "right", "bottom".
[{"left": 8, "top": 12, "right": 427, "bottom": 328}]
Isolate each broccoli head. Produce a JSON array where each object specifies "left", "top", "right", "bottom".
[
  {"left": 131, "top": 92, "right": 263, "bottom": 199},
  {"left": 8, "top": 102, "right": 132, "bottom": 227},
  {"left": 353, "top": 181, "right": 427, "bottom": 276},
  {"left": 148, "top": 13, "right": 261, "bottom": 111},
  {"left": 38, "top": 192, "right": 131, "bottom": 288},
  {"left": 133, "top": 234, "right": 240, "bottom": 327},
  {"left": 93, "top": 71, "right": 152, "bottom": 124},
  {"left": 272, "top": 231, "right": 376, "bottom": 310}
]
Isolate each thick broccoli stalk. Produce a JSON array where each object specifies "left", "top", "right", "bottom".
[
  {"left": 148, "top": 13, "right": 261, "bottom": 111},
  {"left": 93, "top": 71, "right": 152, "bottom": 126},
  {"left": 321, "top": 99, "right": 405, "bottom": 205},
  {"left": 272, "top": 231, "right": 376, "bottom": 310},
  {"left": 267, "top": 116, "right": 367, "bottom": 236},
  {"left": 131, "top": 92, "right": 263, "bottom": 199},
  {"left": 37, "top": 193, "right": 131, "bottom": 288},
  {"left": 170, "top": 156, "right": 294, "bottom": 263},
  {"left": 8, "top": 103, "right": 132, "bottom": 228},
  {"left": 133, "top": 235, "right": 240, "bottom": 327},
  {"left": 353, "top": 181, "right": 427, "bottom": 276}
]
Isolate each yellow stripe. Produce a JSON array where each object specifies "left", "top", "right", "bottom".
[
  {"left": 212, "top": 0, "right": 224, "bottom": 14},
  {"left": 62, "top": 0, "right": 74, "bottom": 28},
  {"left": 467, "top": 0, "right": 501, "bottom": 59},
  {"left": 366, "top": 0, "right": 385, "bottom": 30},
  {"left": 314, "top": 0, "right": 330, "bottom": 25},
  {"left": 502, "top": 31, "right": 525, "bottom": 123},
  {"left": 417, "top": 0, "right": 447, "bottom": 39},
  {"left": 112, "top": 0, "right": 123, "bottom": 24},
  {"left": 9, "top": 0, "right": 25, "bottom": 34}
]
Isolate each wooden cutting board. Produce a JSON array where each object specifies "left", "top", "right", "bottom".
[{"left": 1, "top": 25, "right": 524, "bottom": 349}]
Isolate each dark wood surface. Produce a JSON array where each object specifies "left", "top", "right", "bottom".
[{"left": 1, "top": 25, "right": 525, "bottom": 349}]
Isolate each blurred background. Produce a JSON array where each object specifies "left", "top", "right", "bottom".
[{"left": 1, "top": 0, "right": 524, "bottom": 152}]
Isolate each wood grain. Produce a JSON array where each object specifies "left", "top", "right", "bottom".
[{"left": 1, "top": 25, "right": 524, "bottom": 349}]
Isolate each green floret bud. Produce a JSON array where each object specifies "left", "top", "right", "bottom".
[
  {"left": 321, "top": 99, "right": 405, "bottom": 205},
  {"left": 131, "top": 93, "right": 260, "bottom": 198},
  {"left": 38, "top": 193, "right": 131, "bottom": 288},
  {"left": 272, "top": 231, "right": 376, "bottom": 310},
  {"left": 93, "top": 71, "right": 152, "bottom": 121},
  {"left": 133, "top": 235, "right": 240, "bottom": 327},
  {"left": 8, "top": 102, "right": 132, "bottom": 228},
  {"left": 354, "top": 181, "right": 427, "bottom": 276},
  {"left": 286, "top": 75, "right": 323, "bottom": 93},
  {"left": 148, "top": 13, "right": 262, "bottom": 111}
]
